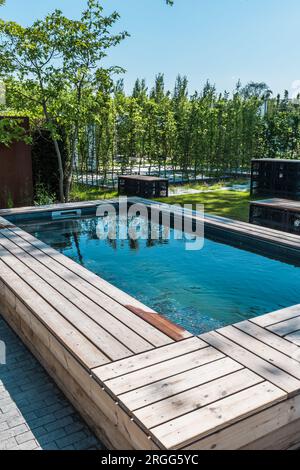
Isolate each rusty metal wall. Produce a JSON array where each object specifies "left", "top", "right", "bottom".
[{"left": 0, "top": 117, "right": 33, "bottom": 209}]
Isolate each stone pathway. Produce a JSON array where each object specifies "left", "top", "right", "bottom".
[{"left": 0, "top": 316, "right": 104, "bottom": 450}]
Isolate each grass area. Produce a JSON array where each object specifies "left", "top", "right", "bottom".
[
  {"left": 70, "top": 182, "right": 251, "bottom": 222},
  {"left": 156, "top": 190, "right": 251, "bottom": 222},
  {"left": 70, "top": 183, "right": 117, "bottom": 201}
]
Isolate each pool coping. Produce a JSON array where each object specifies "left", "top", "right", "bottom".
[
  {"left": 3, "top": 196, "right": 300, "bottom": 251},
  {"left": 1, "top": 198, "right": 300, "bottom": 450}
]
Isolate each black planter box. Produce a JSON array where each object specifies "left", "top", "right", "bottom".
[
  {"left": 118, "top": 175, "right": 169, "bottom": 198},
  {"left": 251, "top": 159, "right": 300, "bottom": 200}
]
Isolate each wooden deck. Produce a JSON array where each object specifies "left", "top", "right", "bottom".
[{"left": 1, "top": 200, "right": 300, "bottom": 450}]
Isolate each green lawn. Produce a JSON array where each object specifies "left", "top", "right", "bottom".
[
  {"left": 156, "top": 190, "right": 251, "bottom": 222},
  {"left": 70, "top": 183, "right": 251, "bottom": 222}
]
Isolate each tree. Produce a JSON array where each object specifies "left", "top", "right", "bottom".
[
  {"left": 0, "top": 0, "right": 128, "bottom": 202},
  {"left": 241, "top": 82, "right": 272, "bottom": 100}
]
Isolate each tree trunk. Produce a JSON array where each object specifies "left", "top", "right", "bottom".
[
  {"left": 40, "top": 98, "right": 65, "bottom": 203},
  {"left": 65, "top": 140, "right": 77, "bottom": 202},
  {"left": 53, "top": 139, "right": 65, "bottom": 203},
  {"left": 65, "top": 125, "right": 79, "bottom": 202}
]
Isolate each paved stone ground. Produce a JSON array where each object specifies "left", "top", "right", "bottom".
[{"left": 0, "top": 315, "right": 105, "bottom": 450}]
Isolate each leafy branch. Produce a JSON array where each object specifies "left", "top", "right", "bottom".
[{"left": 0, "top": 118, "right": 31, "bottom": 146}]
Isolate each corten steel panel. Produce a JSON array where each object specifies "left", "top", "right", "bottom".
[{"left": 0, "top": 117, "right": 33, "bottom": 209}]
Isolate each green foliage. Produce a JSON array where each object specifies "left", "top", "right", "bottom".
[
  {"left": 1, "top": 0, "right": 300, "bottom": 198},
  {"left": 5, "top": 192, "right": 14, "bottom": 209},
  {"left": 70, "top": 183, "right": 117, "bottom": 202},
  {"left": 0, "top": 117, "right": 31, "bottom": 146},
  {"left": 0, "top": 0, "right": 128, "bottom": 202},
  {"left": 34, "top": 183, "right": 56, "bottom": 206},
  {"left": 86, "top": 75, "right": 265, "bottom": 182}
]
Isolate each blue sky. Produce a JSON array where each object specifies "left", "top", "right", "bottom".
[{"left": 1, "top": 0, "right": 300, "bottom": 96}]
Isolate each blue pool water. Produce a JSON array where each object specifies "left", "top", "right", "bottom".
[{"left": 19, "top": 214, "right": 300, "bottom": 335}]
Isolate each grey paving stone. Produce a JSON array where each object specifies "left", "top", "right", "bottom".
[
  {"left": 0, "top": 422, "right": 9, "bottom": 432},
  {"left": 7, "top": 414, "right": 26, "bottom": 428},
  {"left": 16, "top": 430, "right": 36, "bottom": 445},
  {"left": 12, "top": 439, "right": 40, "bottom": 450},
  {"left": 0, "top": 316, "right": 104, "bottom": 451},
  {"left": 0, "top": 409, "right": 21, "bottom": 424},
  {"left": 73, "top": 435, "right": 104, "bottom": 450},
  {"left": 56, "top": 430, "right": 88, "bottom": 449},
  {"left": 42, "top": 441, "right": 59, "bottom": 450},
  {"left": 37, "top": 427, "right": 67, "bottom": 446},
  {"left": 54, "top": 405, "right": 74, "bottom": 420},
  {"left": 0, "top": 436, "right": 18, "bottom": 450},
  {"left": 44, "top": 415, "right": 74, "bottom": 433},
  {"left": 64, "top": 421, "right": 87, "bottom": 435}
]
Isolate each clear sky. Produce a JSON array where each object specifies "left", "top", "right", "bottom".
[{"left": 1, "top": 0, "right": 300, "bottom": 96}]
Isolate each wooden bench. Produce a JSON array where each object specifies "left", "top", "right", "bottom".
[
  {"left": 91, "top": 314, "right": 300, "bottom": 450},
  {"left": 0, "top": 215, "right": 189, "bottom": 449},
  {"left": 1, "top": 202, "right": 300, "bottom": 449}
]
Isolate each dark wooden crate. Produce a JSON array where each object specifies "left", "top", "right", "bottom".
[
  {"left": 118, "top": 175, "right": 169, "bottom": 198},
  {"left": 249, "top": 199, "right": 300, "bottom": 235},
  {"left": 251, "top": 159, "right": 300, "bottom": 200}
]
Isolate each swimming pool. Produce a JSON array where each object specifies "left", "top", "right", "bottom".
[{"left": 13, "top": 208, "right": 300, "bottom": 335}]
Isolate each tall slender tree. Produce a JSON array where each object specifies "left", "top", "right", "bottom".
[{"left": 0, "top": 0, "right": 128, "bottom": 201}]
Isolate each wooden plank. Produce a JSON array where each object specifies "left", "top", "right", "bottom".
[
  {"left": 251, "top": 304, "right": 300, "bottom": 328},
  {"left": 10, "top": 224, "right": 168, "bottom": 315},
  {"left": 201, "top": 331, "right": 300, "bottom": 394},
  {"left": 0, "top": 215, "right": 10, "bottom": 224},
  {"left": 0, "top": 245, "right": 133, "bottom": 361},
  {"left": 2, "top": 226, "right": 176, "bottom": 347},
  {"left": 203, "top": 214, "right": 300, "bottom": 248},
  {"left": 285, "top": 331, "right": 300, "bottom": 346},
  {"left": 123, "top": 305, "right": 187, "bottom": 342},
  {"left": 208, "top": 220, "right": 300, "bottom": 248},
  {"left": 119, "top": 357, "right": 240, "bottom": 411},
  {"left": 0, "top": 259, "right": 109, "bottom": 369},
  {"left": 220, "top": 325, "right": 300, "bottom": 379},
  {"left": 0, "top": 305, "right": 134, "bottom": 450},
  {"left": 251, "top": 198, "right": 300, "bottom": 211},
  {"left": 1, "top": 304, "right": 159, "bottom": 450},
  {"left": 0, "top": 231, "right": 153, "bottom": 354},
  {"left": 10, "top": 225, "right": 190, "bottom": 342},
  {"left": 204, "top": 211, "right": 300, "bottom": 245},
  {"left": 0, "top": 199, "right": 106, "bottom": 217},
  {"left": 150, "top": 382, "right": 285, "bottom": 450},
  {"left": 185, "top": 393, "right": 300, "bottom": 450},
  {"left": 267, "top": 316, "right": 300, "bottom": 337},
  {"left": 93, "top": 337, "right": 206, "bottom": 382},
  {"left": 235, "top": 320, "right": 300, "bottom": 358},
  {"left": 132, "top": 367, "right": 258, "bottom": 428},
  {"left": 2, "top": 292, "right": 96, "bottom": 394},
  {"left": 106, "top": 347, "right": 224, "bottom": 396},
  {"left": 241, "top": 418, "right": 300, "bottom": 450}
]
